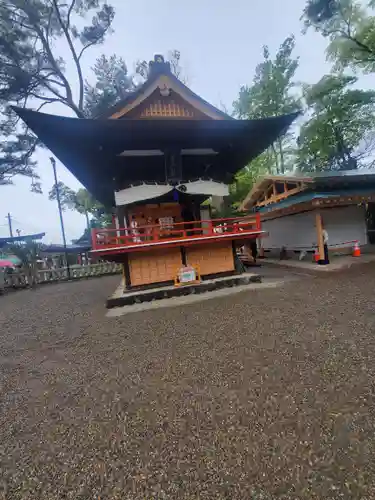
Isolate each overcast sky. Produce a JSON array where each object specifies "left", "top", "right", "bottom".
[{"left": 0, "top": 0, "right": 366, "bottom": 242}]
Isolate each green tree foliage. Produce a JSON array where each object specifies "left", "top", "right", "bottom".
[
  {"left": 233, "top": 36, "right": 301, "bottom": 175},
  {"left": 84, "top": 50, "right": 187, "bottom": 118},
  {"left": 0, "top": 0, "right": 115, "bottom": 186},
  {"left": 5, "top": 241, "right": 41, "bottom": 267},
  {"left": 229, "top": 152, "right": 274, "bottom": 211},
  {"left": 297, "top": 74, "right": 375, "bottom": 171},
  {"left": 0, "top": 5, "right": 186, "bottom": 187},
  {"left": 72, "top": 218, "right": 104, "bottom": 244},
  {"left": 84, "top": 54, "right": 134, "bottom": 117},
  {"left": 48, "top": 182, "right": 112, "bottom": 228},
  {"left": 305, "top": 0, "right": 341, "bottom": 22},
  {"left": 229, "top": 36, "right": 301, "bottom": 213},
  {"left": 303, "top": 0, "right": 375, "bottom": 73},
  {"left": 48, "top": 182, "right": 76, "bottom": 210}
]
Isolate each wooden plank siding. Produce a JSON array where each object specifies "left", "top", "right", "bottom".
[
  {"left": 127, "top": 241, "right": 236, "bottom": 286},
  {"left": 186, "top": 242, "right": 234, "bottom": 276},
  {"left": 128, "top": 247, "right": 182, "bottom": 286}
]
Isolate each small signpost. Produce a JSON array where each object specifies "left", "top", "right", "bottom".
[{"left": 175, "top": 265, "right": 201, "bottom": 286}]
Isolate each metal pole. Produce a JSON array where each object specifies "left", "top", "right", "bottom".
[
  {"left": 85, "top": 210, "right": 90, "bottom": 235},
  {"left": 7, "top": 213, "right": 13, "bottom": 237},
  {"left": 50, "top": 157, "right": 71, "bottom": 280}
]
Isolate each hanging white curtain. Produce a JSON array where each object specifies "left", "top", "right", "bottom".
[
  {"left": 115, "top": 180, "right": 229, "bottom": 206},
  {"left": 179, "top": 180, "right": 229, "bottom": 197},
  {"left": 115, "top": 184, "right": 173, "bottom": 206}
]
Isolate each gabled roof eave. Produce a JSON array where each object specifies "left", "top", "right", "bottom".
[
  {"left": 240, "top": 173, "right": 314, "bottom": 211},
  {"left": 99, "top": 72, "right": 232, "bottom": 121}
]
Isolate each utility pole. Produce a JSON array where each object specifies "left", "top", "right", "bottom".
[
  {"left": 50, "top": 157, "right": 71, "bottom": 279},
  {"left": 7, "top": 213, "right": 13, "bottom": 238},
  {"left": 84, "top": 200, "right": 91, "bottom": 236}
]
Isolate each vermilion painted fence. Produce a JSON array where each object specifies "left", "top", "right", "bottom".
[{"left": 91, "top": 214, "right": 262, "bottom": 251}]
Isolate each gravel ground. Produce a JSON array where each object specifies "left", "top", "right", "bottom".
[{"left": 0, "top": 267, "right": 375, "bottom": 499}]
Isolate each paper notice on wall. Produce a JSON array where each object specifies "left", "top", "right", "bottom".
[{"left": 159, "top": 217, "right": 174, "bottom": 229}]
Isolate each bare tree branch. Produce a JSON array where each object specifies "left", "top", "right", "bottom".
[
  {"left": 0, "top": 0, "right": 115, "bottom": 185},
  {"left": 66, "top": 0, "right": 76, "bottom": 29},
  {"left": 35, "top": 99, "right": 60, "bottom": 111},
  {"left": 52, "top": 0, "right": 84, "bottom": 110},
  {"left": 33, "top": 22, "right": 75, "bottom": 105},
  {"left": 78, "top": 23, "right": 111, "bottom": 61}
]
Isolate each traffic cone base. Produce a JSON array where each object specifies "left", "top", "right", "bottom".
[
  {"left": 353, "top": 241, "right": 361, "bottom": 257},
  {"left": 314, "top": 248, "right": 320, "bottom": 263}
]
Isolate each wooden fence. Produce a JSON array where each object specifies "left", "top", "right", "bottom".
[{"left": 0, "top": 262, "right": 122, "bottom": 292}]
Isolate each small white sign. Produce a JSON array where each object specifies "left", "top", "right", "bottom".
[{"left": 178, "top": 266, "right": 196, "bottom": 284}]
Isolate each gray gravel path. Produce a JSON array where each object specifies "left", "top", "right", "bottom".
[{"left": 0, "top": 267, "right": 375, "bottom": 499}]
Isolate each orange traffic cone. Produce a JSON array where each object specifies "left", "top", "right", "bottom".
[
  {"left": 314, "top": 248, "right": 320, "bottom": 263},
  {"left": 353, "top": 241, "right": 361, "bottom": 257}
]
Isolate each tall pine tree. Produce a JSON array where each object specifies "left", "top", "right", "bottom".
[
  {"left": 297, "top": 75, "right": 375, "bottom": 171},
  {"left": 303, "top": 0, "right": 375, "bottom": 73},
  {"left": 0, "top": 0, "right": 115, "bottom": 187},
  {"left": 233, "top": 36, "right": 301, "bottom": 174}
]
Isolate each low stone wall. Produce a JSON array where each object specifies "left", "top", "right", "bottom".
[{"left": 0, "top": 262, "right": 122, "bottom": 293}]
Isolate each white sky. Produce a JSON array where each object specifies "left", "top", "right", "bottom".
[{"left": 0, "top": 0, "right": 372, "bottom": 242}]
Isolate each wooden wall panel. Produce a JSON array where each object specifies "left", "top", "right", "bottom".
[
  {"left": 186, "top": 242, "right": 234, "bottom": 276},
  {"left": 128, "top": 247, "right": 182, "bottom": 286},
  {"left": 128, "top": 202, "right": 182, "bottom": 227}
]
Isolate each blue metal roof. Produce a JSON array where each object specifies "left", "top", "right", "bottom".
[
  {"left": 41, "top": 244, "right": 91, "bottom": 254},
  {"left": 268, "top": 169, "right": 375, "bottom": 181},
  {"left": 258, "top": 188, "right": 375, "bottom": 213},
  {"left": 0, "top": 232, "right": 45, "bottom": 248}
]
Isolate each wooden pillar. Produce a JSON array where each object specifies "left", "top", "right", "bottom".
[
  {"left": 232, "top": 240, "right": 241, "bottom": 274},
  {"left": 117, "top": 205, "right": 126, "bottom": 228},
  {"left": 117, "top": 205, "right": 130, "bottom": 237},
  {"left": 180, "top": 246, "right": 187, "bottom": 266},
  {"left": 315, "top": 210, "right": 325, "bottom": 260},
  {"left": 123, "top": 254, "right": 131, "bottom": 289}
]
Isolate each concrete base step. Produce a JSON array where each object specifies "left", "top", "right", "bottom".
[{"left": 107, "top": 273, "right": 261, "bottom": 309}]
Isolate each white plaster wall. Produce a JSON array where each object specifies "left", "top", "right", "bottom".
[
  {"left": 322, "top": 205, "right": 367, "bottom": 247},
  {"left": 262, "top": 205, "right": 367, "bottom": 250},
  {"left": 262, "top": 211, "right": 316, "bottom": 250}
]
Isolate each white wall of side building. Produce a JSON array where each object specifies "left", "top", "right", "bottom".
[
  {"left": 322, "top": 205, "right": 367, "bottom": 248},
  {"left": 262, "top": 205, "right": 367, "bottom": 250}
]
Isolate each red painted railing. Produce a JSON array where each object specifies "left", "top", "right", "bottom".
[{"left": 91, "top": 214, "right": 261, "bottom": 251}]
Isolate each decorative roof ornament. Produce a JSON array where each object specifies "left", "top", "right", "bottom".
[
  {"left": 159, "top": 84, "right": 171, "bottom": 97},
  {"left": 149, "top": 54, "right": 171, "bottom": 78}
]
